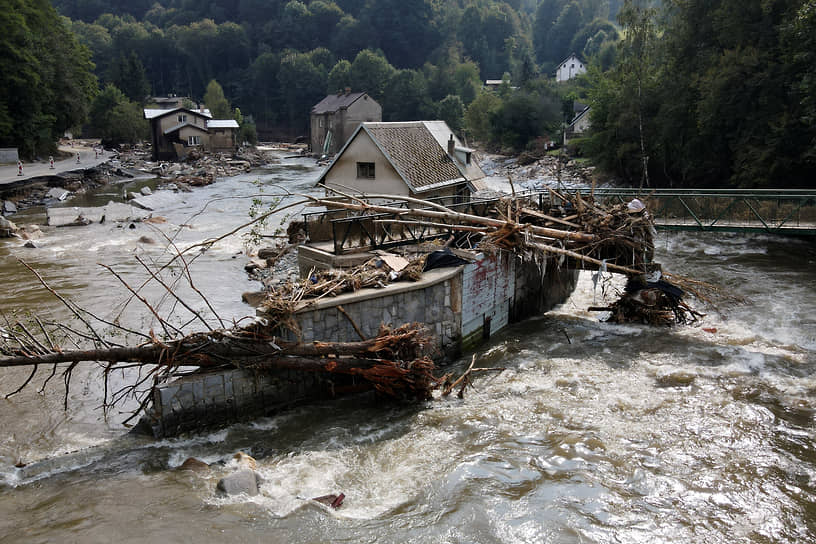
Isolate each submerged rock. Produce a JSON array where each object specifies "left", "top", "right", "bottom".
[
  {"left": 216, "top": 469, "right": 264, "bottom": 496},
  {"left": 178, "top": 457, "right": 210, "bottom": 473}
]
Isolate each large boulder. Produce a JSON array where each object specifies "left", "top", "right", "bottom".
[
  {"left": 216, "top": 469, "right": 264, "bottom": 496},
  {"left": 0, "top": 216, "right": 17, "bottom": 237}
]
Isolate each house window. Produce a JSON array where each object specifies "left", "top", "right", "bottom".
[
  {"left": 178, "top": 114, "right": 187, "bottom": 123},
  {"left": 571, "top": 63, "right": 575, "bottom": 68},
  {"left": 356, "top": 162, "right": 375, "bottom": 179},
  {"left": 188, "top": 135, "right": 201, "bottom": 146},
  {"left": 319, "top": 118, "right": 324, "bottom": 128}
]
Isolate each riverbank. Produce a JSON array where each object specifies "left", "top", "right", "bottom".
[{"left": 0, "top": 141, "right": 298, "bottom": 216}]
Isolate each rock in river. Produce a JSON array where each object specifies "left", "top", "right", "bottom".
[{"left": 216, "top": 469, "right": 264, "bottom": 497}]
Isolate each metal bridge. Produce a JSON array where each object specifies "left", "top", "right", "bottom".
[
  {"left": 301, "top": 187, "right": 816, "bottom": 258},
  {"left": 577, "top": 188, "right": 816, "bottom": 236}
]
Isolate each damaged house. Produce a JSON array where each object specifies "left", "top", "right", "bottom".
[
  {"left": 144, "top": 107, "right": 239, "bottom": 161},
  {"left": 316, "top": 120, "right": 486, "bottom": 202},
  {"left": 310, "top": 90, "right": 382, "bottom": 156}
]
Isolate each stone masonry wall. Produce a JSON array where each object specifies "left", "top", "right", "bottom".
[
  {"left": 290, "top": 277, "right": 462, "bottom": 361},
  {"left": 140, "top": 366, "right": 357, "bottom": 437},
  {"left": 139, "top": 261, "right": 578, "bottom": 438}
]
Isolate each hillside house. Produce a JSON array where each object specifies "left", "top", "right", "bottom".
[
  {"left": 144, "top": 107, "right": 239, "bottom": 161},
  {"left": 565, "top": 103, "right": 591, "bottom": 144},
  {"left": 556, "top": 53, "right": 586, "bottom": 82},
  {"left": 310, "top": 90, "right": 381, "bottom": 156},
  {"left": 316, "top": 121, "right": 485, "bottom": 202}
]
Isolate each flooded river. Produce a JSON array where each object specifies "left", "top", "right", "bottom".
[{"left": 1, "top": 154, "right": 815, "bottom": 542}]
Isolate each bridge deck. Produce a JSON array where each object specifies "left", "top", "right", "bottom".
[{"left": 578, "top": 188, "right": 816, "bottom": 236}]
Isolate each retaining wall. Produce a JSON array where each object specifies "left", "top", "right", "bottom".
[
  {"left": 0, "top": 148, "right": 18, "bottom": 164},
  {"left": 140, "top": 255, "right": 577, "bottom": 437}
]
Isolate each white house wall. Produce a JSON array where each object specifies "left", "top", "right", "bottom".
[
  {"left": 324, "top": 131, "right": 408, "bottom": 196},
  {"left": 461, "top": 253, "right": 515, "bottom": 344}
]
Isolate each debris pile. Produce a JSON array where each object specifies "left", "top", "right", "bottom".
[
  {"left": 116, "top": 145, "right": 281, "bottom": 185},
  {"left": 0, "top": 188, "right": 703, "bottom": 427}
]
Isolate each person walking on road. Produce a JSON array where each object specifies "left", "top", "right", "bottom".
[
  {"left": 76, "top": 152, "right": 81, "bottom": 164},
  {"left": 17, "top": 161, "right": 23, "bottom": 176},
  {"left": 49, "top": 156, "right": 54, "bottom": 169}
]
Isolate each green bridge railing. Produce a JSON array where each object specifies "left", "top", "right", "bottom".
[{"left": 576, "top": 188, "right": 816, "bottom": 236}]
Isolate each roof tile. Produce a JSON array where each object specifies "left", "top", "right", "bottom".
[{"left": 366, "top": 125, "right": 463, "bottom": 190}]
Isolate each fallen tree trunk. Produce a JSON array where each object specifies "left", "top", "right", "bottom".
[
  {"left": 0, "top": 322, "right": 442, "bottom": 405},
  {"left": 318, "top": 198, "right": 596, "bottom": 243},
  {"left": 0, "top": 324, "right": 431, "bottom": 368}
]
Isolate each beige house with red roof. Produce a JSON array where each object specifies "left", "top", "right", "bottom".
[
  {"left": 316, "top": 121, "right": 485, "bottom": 202},
  {"left": 310, "top": 90, "right": 381, "bottom": 156}
]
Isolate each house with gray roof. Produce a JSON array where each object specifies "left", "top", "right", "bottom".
[
  {"left": 565, "top": 103, "right": 591, "bottom": 144},
  {"left": 144, "top": 107, "right": 239, "bottom": 160},
  {"left": 310, "top": 90, "right": 381, "bottom": 156},
  {"left": 316, "top": 121, "right": 485, "bottom": 202},
  {"left": 555, "top": 53, "right": 586, "bottom": 82}
]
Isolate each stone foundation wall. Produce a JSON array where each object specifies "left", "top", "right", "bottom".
[
  {"left": 140, "top": 366, "right": 362, "bottom": 437},
  {"left": 288, "top": 271, "right": 462, "bottom": 361},
  {"left": 139, "top": 257, "right": 578, "bottom": 437}
]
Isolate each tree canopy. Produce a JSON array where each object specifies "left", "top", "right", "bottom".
[
  {"left": 0, "top": 0, "right": 97, "bottom": 157},
  {"left": 585, "top": 0, "right": 816, "bottom": 188}
]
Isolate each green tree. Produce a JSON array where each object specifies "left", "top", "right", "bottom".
[
  {"left": 89, "top": 84, "right": 148, "bottom": 145},
  {"left": 0, "top": 0, "right": 97, "bottom": 157},
  {"left": 533, "top": 0, "right": 567, "bottom": 67},
  {"left": 616, "top": 0, "right": 656, "bottom": 188},
  {"left": 330, "top": 15, "right": 367, "bottom": 60},
  {"left": 383, "top": 69, "right": 432, "bottom": 121},
  {"left": 490, "top": 90, "right": 561, "bottom": 150},
  {"left": 349, "top": 49, "right": 395, "bottom": 100},
  {"left": 465, "top": 91, "right": 503, "bottom": 142},
  {"left": 327, "top": 59, "right": 352, "bottom": 93},
  {"left": 107, "top": 51, "right": 150, "bottom": 103},
  {"left": 452, "top": 61, "right": 482, "bottom": 105},
  {"left": 203, "top": 80, "right": 231, "bottom": 118},
  {"left": 359, "top": 0, "right": 440, "bottom": 68},
  {"left": 548, "top": 2, "right": 584, "bottom": 65},
  {"left": 277, "top": 52, "right": 328, "bottom": 131},
  {"left": 233, "top": 107, "right": 258, "bottom": 145},
  {"left": 436, "top": 95, "right": 465, "bottom": 134}
]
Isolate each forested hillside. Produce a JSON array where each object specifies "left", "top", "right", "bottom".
[
  {"left": 0, "top": 0, "right": 97, "bottom": 158},
  {"left": 587, "top": 0, "right": 816, "bottom": 188},
  {"left": 52, "top": 0, "right": 620, "bottom": 140},
  {"left": 3, "top": 0, "right": 813, "bottom": 188}
]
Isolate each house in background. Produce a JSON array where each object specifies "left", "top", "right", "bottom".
[
  {"left": 484, "top": 79, "right": 504, "bottom": 90},
  {"left": 316, "top": 120, "right": 485, "bottom": 202},
  {"left": 149, "top": 95, "right": 189, "bottom": 109},
  {"left": 555, "top": 53, "right": 586, "bottom": 82},
  {"left": 144, "top": 107, "right": 239, "bottom": 161},
  {"left": 310, "top": 90, "right": 381, "bottom": 156},
  {"left": 565, "top": 102, "right": 591, "bottom": 144}
]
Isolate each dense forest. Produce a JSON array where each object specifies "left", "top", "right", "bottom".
[{"left": 0, "top": 0, "right": 813, "bottom": 187}]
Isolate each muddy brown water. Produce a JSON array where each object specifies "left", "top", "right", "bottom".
[{"left": 1, "top": 155, "right": 815, "bottom": 542}]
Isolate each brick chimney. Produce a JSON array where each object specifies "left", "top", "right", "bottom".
[{"left": 447, "top": 134, "right": 455, "bottom": 156}]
